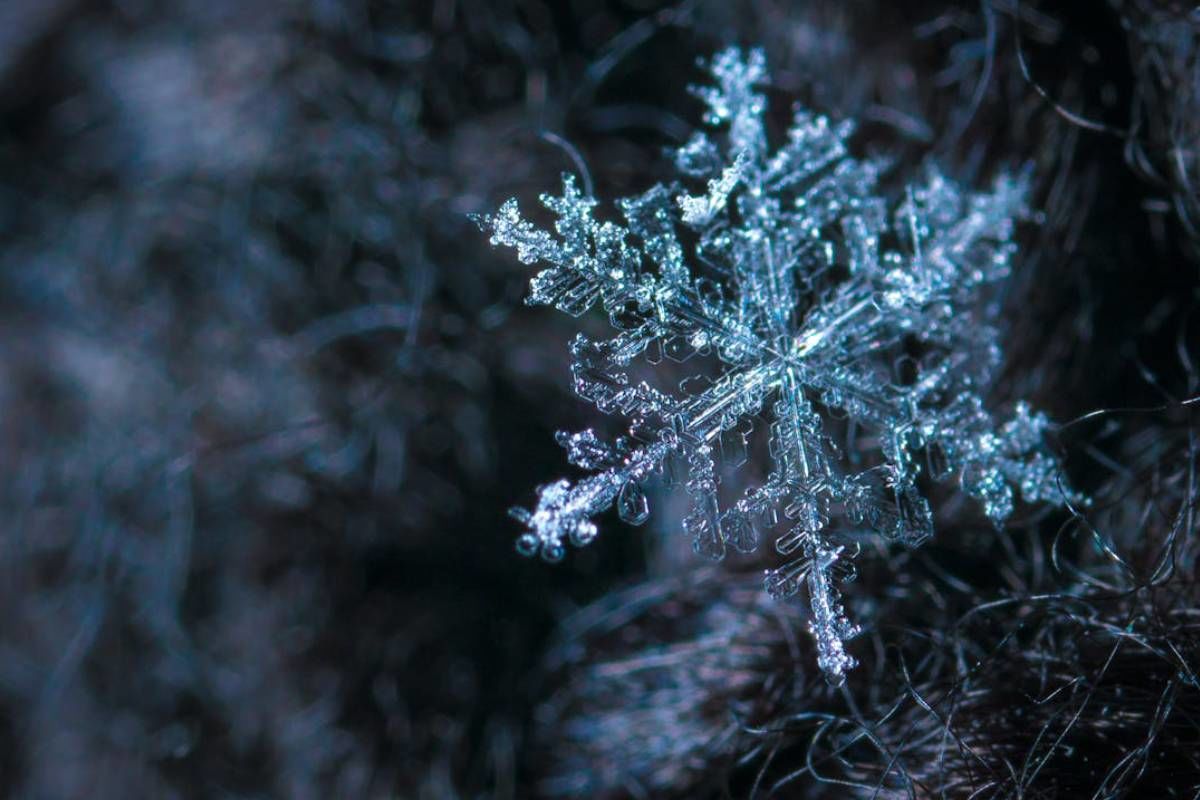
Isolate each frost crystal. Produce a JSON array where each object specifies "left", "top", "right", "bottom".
[{"left": 477, "top": 48, "right": 1079, "bottom": 684}]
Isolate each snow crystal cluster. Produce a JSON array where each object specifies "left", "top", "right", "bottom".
[{"left": 477, "top": 48, "right": 1078, "bottom": 684}]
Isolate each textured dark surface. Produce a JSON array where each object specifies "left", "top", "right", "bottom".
[{"left": 0, "top": 1, "right": 1196, "bottom": 797}]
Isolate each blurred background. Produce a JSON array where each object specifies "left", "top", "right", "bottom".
[{"left": 0, "top": 1, "right": 1196, "bottom": 797}]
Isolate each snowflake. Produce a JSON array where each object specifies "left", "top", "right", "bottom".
[{"left": 476, "top": 48, "right": 1080, "bottom": 684}]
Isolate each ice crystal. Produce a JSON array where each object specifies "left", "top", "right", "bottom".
[{"left": 477, "top": 48, "right": 1079, "bottom": 684}]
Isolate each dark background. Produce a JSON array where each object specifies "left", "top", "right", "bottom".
[{"left": 0, "top": 1, "right": 1196, "bottom": 797}]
